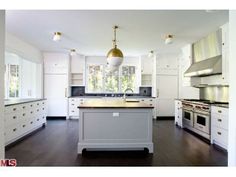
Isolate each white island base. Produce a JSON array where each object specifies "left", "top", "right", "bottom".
[{"left": 77, "top": 101, "right": 154, "bottom": 154}]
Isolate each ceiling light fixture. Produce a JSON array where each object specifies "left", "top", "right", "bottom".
[
  {"left": 148, "top": 50, "right": 154, "bottom": 58},
  {"left": 70, "top": 49, "right": 77, "bottom": 56},
  {"left": 106, "top": 26, "right": 124, "bottom": 68},
  {"left": 53, "top": 32, "right": 62, "bottom": 41},
  {"left": 165, "top": 34, "right": 174, "bottom": 45}
]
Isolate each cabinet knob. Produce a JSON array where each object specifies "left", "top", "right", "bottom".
[
  {"left": 13, "top": 116, "right": 17, "bottom": 119},
  {"left": 31, "top": 111, "right": 33, "bottom": 114},
  {"left": 37, "top": 119, "right": 39, "bottom": 121},
  {"left": 13, "top": 128, "right": 17, "bottom": 132},
  {"left": 217, "top": 132, "right": 222, "bottom": 135},
  {"left": 30, "top": 121, "right": 33, "bottom": 124},
  {"left": 22, "top": 113, "right": 26, "bottom": 116},
  {"left": 13, "top": 108, "right": 17, "bottom": 111},
  {"left": 22, "top": 106, "right": 26, "bottom": 109},
  {"left": 218, "top": 110, "right": 222, "bottom": 113},
  {"left": 22, "top": 124, "right": 26, "bottom": 128},
  {"left": 217, "top": 119, "right": 222, "bottom": 122}
]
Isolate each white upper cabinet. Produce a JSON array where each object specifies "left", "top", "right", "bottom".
[
  {"left": 156, "top": 53, "right": 178, "bottom": 70},
  {"left": 140, "top": 55, "right": 153, "bottom": 74},
  {"left": 70, "top": 54, "right": 85, "bottom": 73},
  {"left": 221, "top": 23, "right": 229, "bottom": 85},
  {"left": 43, "top": 53, "right": 69, "bottom": 74}
]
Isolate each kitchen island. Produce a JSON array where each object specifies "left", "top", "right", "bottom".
[{"left": 77, "top": 99, "right": 154, "bottom": 154}]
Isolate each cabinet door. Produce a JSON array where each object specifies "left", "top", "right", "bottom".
[
  {"left": 141, "top": 55, "right": 153, "bottom": 74},
  {"left": 156, "top": 99, "right": 175, "bottom": 117},
  {"left": 70, "top": 55, "right": 85, "bottom": 73},
  {"left": 44, "top": 53, "right": 69, "bottom": 74},
  {"left": 156, "top": 75, "right": 178, "bottom": 99},
  {"left": 44, "top": 74, "right": 68, "bottom": 117}
]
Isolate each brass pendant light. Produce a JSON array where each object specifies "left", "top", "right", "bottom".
[{"left": 107, "top": 26, "right": 124, "bottom": 67}]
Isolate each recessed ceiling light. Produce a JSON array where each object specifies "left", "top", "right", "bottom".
[
  {"left": 165, "top": 34, "right": 174, "bottom": 45},
  {"left": 53, "top": 32, "right": 62, "bottom": 41},
  {"left": 70, "top": 49, "right": 77, "bottom": 56}
]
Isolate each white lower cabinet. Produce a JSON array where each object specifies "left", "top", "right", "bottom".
[
  {"left": 4, "top": 100, "right": 47, "bottom": 146},
  {"left": 174, "top": 100, "right": 183, "bottom": 127},
  {"left": 211, "top": 106, "right": 229, "bottom": 150},
  {"left": 68, "top": 97, "right": 157, "bottom": 119}
]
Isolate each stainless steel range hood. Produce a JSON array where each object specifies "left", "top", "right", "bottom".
[
  {"left": 184, "top": 55, "right": 222, "bottom": 77},
  {"left": 184, "top": 29, "right": 222, "bottom": 77}
]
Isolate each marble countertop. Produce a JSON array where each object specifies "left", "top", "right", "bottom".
[
  {"left": 78, "top": 100, "right": 154, "bottom": 109},
  {"left": 5, "top": 98, "right": 46, "bottom": 106}
]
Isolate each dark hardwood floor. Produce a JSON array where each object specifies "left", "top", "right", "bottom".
[{"left": 5, "top": 120, "right": 228, "bottom": 166}]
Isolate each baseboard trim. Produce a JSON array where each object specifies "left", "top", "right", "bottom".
[
  {"left": 156, "top": 116, "right": 174, "bottom": 120},
  {"left": 46, "top": 116, "right": 66, "bottom": 120}
]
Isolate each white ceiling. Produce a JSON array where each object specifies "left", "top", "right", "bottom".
[{"left": 6, "top": 10, "right": 229, "bottom": 56}]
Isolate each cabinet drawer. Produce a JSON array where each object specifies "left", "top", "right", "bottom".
[
  {"left": 5, "top": 105, "right": 21, "bottom": 114},
  {"left": 5, "top": 124, "right": 21, "bottom": 143},
  {"left": 212, "top": 126, "right": 228, "bottom": 148},
  {"left": 212, "top": 114, "right": 228, "bottom": 130},
  {"left": 211, "top": 106, "right": 228, "bottom": 116},
  {"left": 4, "top": 112, "right": 21, "bottom": 127}
]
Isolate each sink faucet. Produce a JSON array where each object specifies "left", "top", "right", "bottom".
[{"left": 123, "top": 88, "right": 134, "bottom": 101}]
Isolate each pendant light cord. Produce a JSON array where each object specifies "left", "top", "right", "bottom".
[{"left": 113, "top": 26, "right": 118, "bottom": 48}]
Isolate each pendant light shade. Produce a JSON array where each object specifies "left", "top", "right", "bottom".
[{"left": 107, "top": 26, "right": 124, "bottom": 67}]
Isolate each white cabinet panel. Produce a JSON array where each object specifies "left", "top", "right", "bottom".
[
  {"left": 156, "top": 75, "right": 178, "bottom": 99},
  {"left": 141, "top": 55, "right": 153, "bottom": 74},
  {"left": 70, "top": 55, "right": 85, "bottom": 73},
  {"left": 175, "top": 100, "right": 182, "bottom": 127},
  {"left": 156, "top": 99, "right": 175, "bottom": 117},
  {"left": 43, "top": 53, "right": 69, "bottom": 74},
  {"left": 44, "top": 74, "right": 68, "bottom": 117}
]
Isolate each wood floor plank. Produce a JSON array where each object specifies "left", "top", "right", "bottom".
[{"left": 5, "top": 120, "right": 227, "bottom": 166}]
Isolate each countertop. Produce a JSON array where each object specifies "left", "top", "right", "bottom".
[
  {"left": 78, "top": 100, "right": 154, "bottom": 109},
  {"left": 70, "top": 96, "right": 156, "bottom": 99},
  {"left": 5, "top": 98, "right": 46, "bottom": 106},
  {"left": 211, "top": 104, "right": 229, "bottom": 108}
]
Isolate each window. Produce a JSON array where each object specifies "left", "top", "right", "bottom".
[
  {"left": 121, "top": 66, "right": 136, "bottom": 92},
  {"left": 5, "top": 64, "right": 20, "bottom": 98},
  {"left": 104, "top": 69, "right": 119, "bottom": 93},
  {"left": 87, "top": 64, "right": 138, "bottom": 93},
  {"left": 87, "top": 65, "right": 103, "bottom": 93}
]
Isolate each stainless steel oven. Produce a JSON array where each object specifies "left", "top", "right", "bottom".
[
  {"left": 183, "top": 109, "right": 194, "bottom": 128},
  {"left": 193, "top": 111, "right": 210, "bottom": 134}
]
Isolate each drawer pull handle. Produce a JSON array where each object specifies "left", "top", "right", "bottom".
[
  {"left": 22, "top": 106, "right": 26, "bottom": 109},
  {"left": 31, "top": 111, "right": 33, "bottom": 114},
  {"left": 13, "top": 116, "right": 17, "bottom": 119},
  {"left": 22, "top": 113, "right": 26, "bottom": 116},
  {"left": 22, "top": 124, "right": 26, "bottom": 128},
  {"left": 72, "top": 111, "right": 75, "bottom": 112},
  {"left": 42, "top": 108, "right": 45, "bottom": 110},
  {"left": 150, "top": 100, "right": 152, "bottom": 101},
  {"left": 37, "top": 103, "right": 39, "bottom": 105},
  {"left": 217, "top": 132, "right": 222, "bottom": 135},
  {"left": 42, "top": 102, "right": 45, "bottom": 104},
  {"left": 150, "top": 104, "right": 152, "bottom": 106},
  {"left": 30, "top": 104, "right": 33, "bottom": 107},
  {"left": 198, "top": 126, "right": 203, "bottom": 129},
  {"left": 72, "top": 104, "right": 75, "bottom": 106},
  {"left": 37, "top": 109, "right": 39, "bottom": 112},
  {"left": 42, "top": 116, "right": 45, "bottom": 119},
  {"left": 13, "top": 128, "right": 17, "bottom": 132},
  {"left": 218, "top": 110, "right": 222, "bottom": 113},
  {"left": 37, "top": 119, "right": 39, "bottom": 121},
  {"left": 217, "top": 119, "right": 222, "bottom": 122},
  {"left": 30, "top": 121, "right": 33, "bottom": 124},
  {"left": 13, "top": 108, "right": 17, "bottom": 111}
]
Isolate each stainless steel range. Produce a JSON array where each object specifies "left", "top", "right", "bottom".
[{"left": 182, "top": 99, "right": 211, "bottom": 140}]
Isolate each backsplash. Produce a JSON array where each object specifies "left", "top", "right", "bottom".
[{"left": 200, "top": 86, "right": 229, "bottom": 103}]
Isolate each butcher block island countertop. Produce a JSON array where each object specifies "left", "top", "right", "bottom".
[
  {"left": 77, "top": 99, "right": 154, "bottom": 154},
  {"left": 78, "top": 99, "right": 154, "bottom": 109}
]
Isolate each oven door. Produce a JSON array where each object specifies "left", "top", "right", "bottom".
[
  {"left": 193, "top": 113, "right": 210, "bottom": 134},
  {"left": 183, "top": 109, "right": 194, "bottom": 127}
]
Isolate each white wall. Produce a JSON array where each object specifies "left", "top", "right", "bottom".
[
  {"left": 5, "top": 32, "right": 43, "bottom": 98},
  {"left": 0, "top": 10, "right": 5, "bottom": 159},
  {"left": 6, "top": 32, "right": 42, "bottom": 64},
  {"left": 228, "top": 10, "right": 236, "bottom": 166}
]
